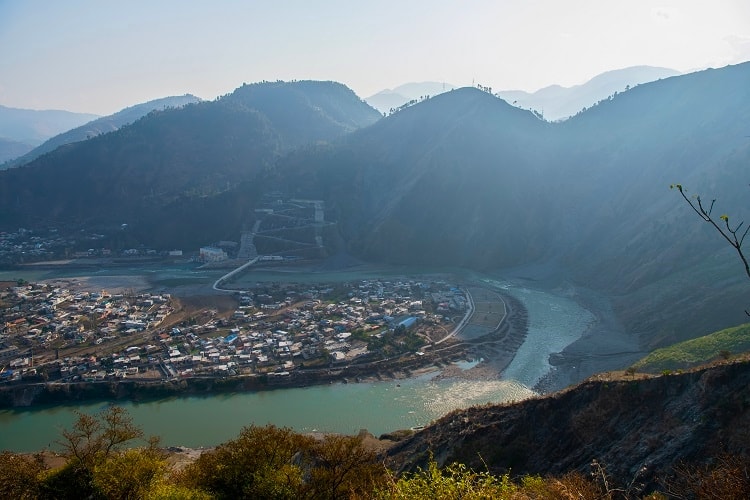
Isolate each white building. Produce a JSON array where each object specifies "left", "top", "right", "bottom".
[{"left": 199, "top": 246, "right": 228, "bottom": 262}]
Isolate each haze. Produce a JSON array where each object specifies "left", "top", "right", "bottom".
[{"left": 1, "top": 0, "right": 750, "bottom": 115}]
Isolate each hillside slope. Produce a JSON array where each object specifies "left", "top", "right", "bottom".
[
  {"left": 632, "top": 323, "right": 750, "bottom": 373},
  {"left": 4, "top": 94, "right": 201, "bottom": 168},
  {"left": 280, "top": 63, "right": 750, "bottom": 348},
  {"left": 385, "top": 359, "right": 750, "bottom": 494},
  {"left": 0, "top": 81, "right": 380, "bottom": 249},
  {"left": 280, "top": 87, "right": 555, "bottom": 268}
]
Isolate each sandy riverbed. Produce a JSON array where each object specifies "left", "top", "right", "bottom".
[
  {"left": 45, "top": 275, "right": 152, "bottom": 294},
  {"left": 538, "top": 284, "right": 647, "bottom": 392},
  {"left": 490, "top": 261, "right": 647, "bottom": 392}
]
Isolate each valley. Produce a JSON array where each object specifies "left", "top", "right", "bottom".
[
  {"left": 3, "top": 2, "right": 750, "bottom": 495},
  {"left": 0, "top": 263, "right": 600, "bottom": 452},
  {"left": 2, "top": 254, "right": 548, "bottom": 405},
  {"left": 0, "top": 65, "right": 741, "bottom": 441},
  {"left": 4, "top": 67, "right": 745, "bottom": 353},
  {"left": 0, "top": 62, "right": 748, "bottom": 497}
]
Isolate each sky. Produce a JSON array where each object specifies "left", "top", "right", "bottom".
[{"left": 1, "top": 0, "right": 749, "bottom": 115}]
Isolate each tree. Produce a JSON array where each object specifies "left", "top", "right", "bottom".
[
  {"left": 45, "top": 406, "right": 168, "bottom": 499},
  {"left": 59, "top": 406, "right": 144, "bottom": 474},
  {"left": 179, "top": 425, "right": 314, "bottom": 499},
  {"left": 179, "top": 425, "right": 387, "bottom": 499},
  {"left": 304, "top": 434, "right": 387, "bottom": 499},
  {"left": 0, "top": 451, "right": 46, "bottom": 499},
  {"left": 671, "top": 184, "right": 749, "bottom": 315},
  {"left": 91, "top": 446, "right": 168, "bottom": 500}
]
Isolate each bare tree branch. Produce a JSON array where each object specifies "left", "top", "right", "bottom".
[{"left": 671, "top": 184, "right": 750, "bottom": 315}]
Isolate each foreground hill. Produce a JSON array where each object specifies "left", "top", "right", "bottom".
[
  {"left": 384, "top": 358, "right": 750, "bottom": 494},
  {"left": 0, "top": 104, "right": 99, "bottom": 145},
  {"left": 3, "top": 94, "right": 201, "bottom": 168},
  {"left": 4, "top": 359, "right": 749, "bottom": 497}
]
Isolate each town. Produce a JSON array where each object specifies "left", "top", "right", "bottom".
[
  {"left": 0, "top": 277, "right": 470, "bottom": 387},
  {"left": 0, "top": 227, "right": 187, "bottom": 268}
]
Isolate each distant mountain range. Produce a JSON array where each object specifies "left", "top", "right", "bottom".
[
  {"left": 0, "top": 137, "right": 34, "bottom": 163},
  {"left": 0, "top": 105, "right": 99, "bottom": 146},
  {"left": 365, "top": 66, "right": 680, "bottom": 120},
  {"left": 3, "top": 95, "right": 201, "bottom": 168},
  {"left": 496, "top": 65, "right": 681, "bottom": 121},
  {"left": 0, "top": 65, "right": 748, "bottom": 354},
  {"left": 365, "top": 82, "right": 457, "bottom": 113}
]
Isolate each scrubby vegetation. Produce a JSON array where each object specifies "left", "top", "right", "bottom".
[
  {"left": 174, "top": 425, "right": 385, "bottom": 499},
  {"left": 2, "top": 404, "right": 750, "bottom": 498}
]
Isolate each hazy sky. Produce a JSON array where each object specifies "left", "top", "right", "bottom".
[{"left": 2, "top": 0, "right": 749, "bottom": 115}]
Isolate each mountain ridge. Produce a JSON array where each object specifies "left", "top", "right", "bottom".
[
  {"left": 0, "top": 137, "right": 34, "bottom": 163},
  {"left": 0, "top": 80, "right": 381, "bottom": 250},
  {"left": 365, "top": 66, "right": 680, "bottom": 120},
  {"left": 278, "top": 63, "right": 750, "bottom": 350},
  {"left": 0, "top": 104, "right": 99, "bottom": 145},
  {"left": 3, "top": 94, "right": 202, "bottom": 167},
  {"left": 365, "top": 81, "right": 458, "bottom": 113},
  {"left": 496, "top": 65, "right": 681, "bottom": 120}
]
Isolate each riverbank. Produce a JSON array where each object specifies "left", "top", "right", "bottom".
[
  {"left": 0, "top": 345, "right": 460, "bottom": 409},
  {"left": 463, "top": 262, "right": 646, "bottom": 393},
  {"left": 0, "top": 329, "right": 498, "bottom": 409},
  {"left": 2, "top": 259, "right": 609, "bottom": 415},
  {"left": 0, "top": 288, "right": 531, "bottom": 410},
  {"left": 6, "top": 274, "right": 611, "bottom": 452},
  {"left": 432, "top": 292, "right": 529, "bottom": 383}
]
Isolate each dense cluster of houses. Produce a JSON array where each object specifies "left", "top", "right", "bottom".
[
  {"left": 0, "top": 228, "right": 77, "bottom": 265},
  {"left": 0, "top": 278, "right": 468, "bottom": 384},
  {"left": 0, "top": 227, "right": 186, "bottom": 267},
  {"left": 0, "top": 281, "right": 172, "bottom": 382},
  {"left": 144, "top": 279, "right": 467, "bottom": 379}
]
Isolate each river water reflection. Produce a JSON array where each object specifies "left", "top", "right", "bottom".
[
  {"left": 0, "top": 269, "right": 594, "bottom": 452},
  {"left": 0, "top": 374, "right": 534, "bottom": 452}
]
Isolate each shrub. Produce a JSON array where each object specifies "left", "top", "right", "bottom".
[{"left": 0, "top": 451, "right": 46, "bottom": 499}]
